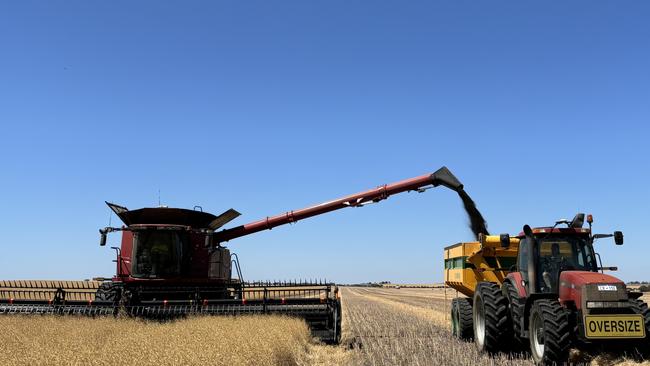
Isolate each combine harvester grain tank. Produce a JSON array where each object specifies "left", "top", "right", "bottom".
[{"left": 1, "top": 166, "right": 480, "bottom": 344}]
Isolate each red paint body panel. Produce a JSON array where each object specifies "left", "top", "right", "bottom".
[
  {"left": 118, "top": 231, "right": 133, "bottom": 278},
  {"left": 507, "top": 272, "right": 527, "bottom": 297},
  {"left": 558, "top": 271, "right": 624, "bottom": 309},
  {"left": 187, "top": 232, "right": 209, "bottom": 278}
]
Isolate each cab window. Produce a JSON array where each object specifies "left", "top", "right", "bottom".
[
  {"left": 517, "top": 239, "right": 528, "bottom": 272},
  {"left": 132, "top": 230, "right": 187, "bottom": 278}
]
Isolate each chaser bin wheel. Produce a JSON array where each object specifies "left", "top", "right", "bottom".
[{"left": 451, "top": 297, "right": 473, "bottom": 341}]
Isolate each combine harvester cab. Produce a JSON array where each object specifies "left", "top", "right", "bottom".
[
  {"left": 1, "top": 166, "right": 477, "bottom": 345},
  {"left": 445, "top": 214, "right": 650, "bottom": 365}
]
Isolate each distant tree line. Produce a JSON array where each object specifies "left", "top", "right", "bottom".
[
  {"left": 628, "top": 281, "right": 650, "bottom": 292},
  {"left": 342, "top": 282, "right": 384, "bottom": 287}
]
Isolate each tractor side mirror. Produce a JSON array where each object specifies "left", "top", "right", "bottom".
[
  {"left": 500, "top": 234, "right": 510, "bottom": 248},
  {"left": 614, "top": 231, "right": 624, "bottom": 245},
  {"left": 99, "top": 232, "right": 107, "bottom": 246}
]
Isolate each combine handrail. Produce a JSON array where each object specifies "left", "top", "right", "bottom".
[{"left": 231, "top": 253, "right": 244, "bottom": 282}]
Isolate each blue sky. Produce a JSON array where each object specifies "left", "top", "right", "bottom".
[{"left": 1, "top": 1, "right": 648, "bottom": 283}]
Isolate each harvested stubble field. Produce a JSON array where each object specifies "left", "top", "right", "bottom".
[
  {"left": 2, "top": 288, "right": 649, "bottom": 365},
  {"left": 340, "top": 287, "right": 530, "bottom": 366},
  {"left": 340, "top": 287, "right": 650, "bottom": 366}
]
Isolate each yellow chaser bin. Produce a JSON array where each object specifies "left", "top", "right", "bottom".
[{"left": 444, "top": 234, "right": 520, "bottom": 297}]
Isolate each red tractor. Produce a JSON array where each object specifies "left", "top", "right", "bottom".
[{"left": 448, "top": 214, "right": 650, "bottom": 364}]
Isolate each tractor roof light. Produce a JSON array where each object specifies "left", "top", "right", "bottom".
[{"left": 587, "top": 214, "right": 593, "bottom": 224}]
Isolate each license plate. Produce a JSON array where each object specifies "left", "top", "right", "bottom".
[
  {"left": 584, "top": 315, "right": 646, "bottom": 338},
  {"left": 597, "top": 285, "right": 617, "bottom": 291}
]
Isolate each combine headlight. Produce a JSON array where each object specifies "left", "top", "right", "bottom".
[{"left": 586, "top": 301, "right": 627, "bottom": 309}]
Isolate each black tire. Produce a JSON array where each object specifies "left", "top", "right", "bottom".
[
  {"left": 331, "top": 298, "right": 342, "bottom": 344},
  {"left": 451, "top": 297, "right": 474, "bottom": 341},
  {"left": 473, "top": 282, "right": 512, "bottom": 353},
  {"left": 503, "top": 282, "right": 526, "bottom": 350},
  {"left": 628, "top": 298, "right": 650, "bottom": 355},
  {"left": 94, "top": 282, "right": 121, "bottom": 303},
  {"left": 118, "top": 287, "right": 135, "bottom": 317},
  {"left": 529, "top": 299, "right": 570, "bottom": 365}
]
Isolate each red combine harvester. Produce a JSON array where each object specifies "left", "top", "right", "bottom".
[{"left": 1, "top": 166, "right": 473, "bottom": 343}]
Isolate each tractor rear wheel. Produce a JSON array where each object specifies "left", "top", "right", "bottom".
[
  {"left": 529, "top": 299, "right": 570, "bottom": 365},
  {"left": 473, "top": 282, "right": 512, "bottom": 354},
  {"left": 451, "top": 297, "right": 473, "bottom": 341}
]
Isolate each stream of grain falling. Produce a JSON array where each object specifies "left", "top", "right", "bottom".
[{"left": 457, "top": 188, "right": 489, "bottom": 240}]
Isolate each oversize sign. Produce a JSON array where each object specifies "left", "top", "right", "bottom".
[{"left": 584, "top": 315, "right": 645, "bottom": 338}]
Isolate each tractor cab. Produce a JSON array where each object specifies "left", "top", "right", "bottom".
[
  {"left": 517, "top": 227, "right": 597, "bottom": 294},
  {"left": 514, "top": 213, "right": 624, "bottom": 296}
]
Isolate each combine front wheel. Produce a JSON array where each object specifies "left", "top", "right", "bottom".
[
  {"left": 94, "top": 282, "right": 121, "bottom": 303},
  {"left": 451, "top": 297, "right": 473, "bottom": 341},
  {"left": 529, "top": 299, "right": 570, "bottom": 365}
]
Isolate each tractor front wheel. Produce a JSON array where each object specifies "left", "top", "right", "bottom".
[
  {"left": 503, "top": 282, "right": 526, "bottom": 350},
  {"left": 529, "top": 299, "right": 570, "bottom": 365},
  {"left": 629, "top": 298, "right": 650, "bottom": 356}
]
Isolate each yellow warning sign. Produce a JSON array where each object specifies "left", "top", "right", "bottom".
[{"left": 584, "top": 315, "right": 645, "bottom": 339}]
